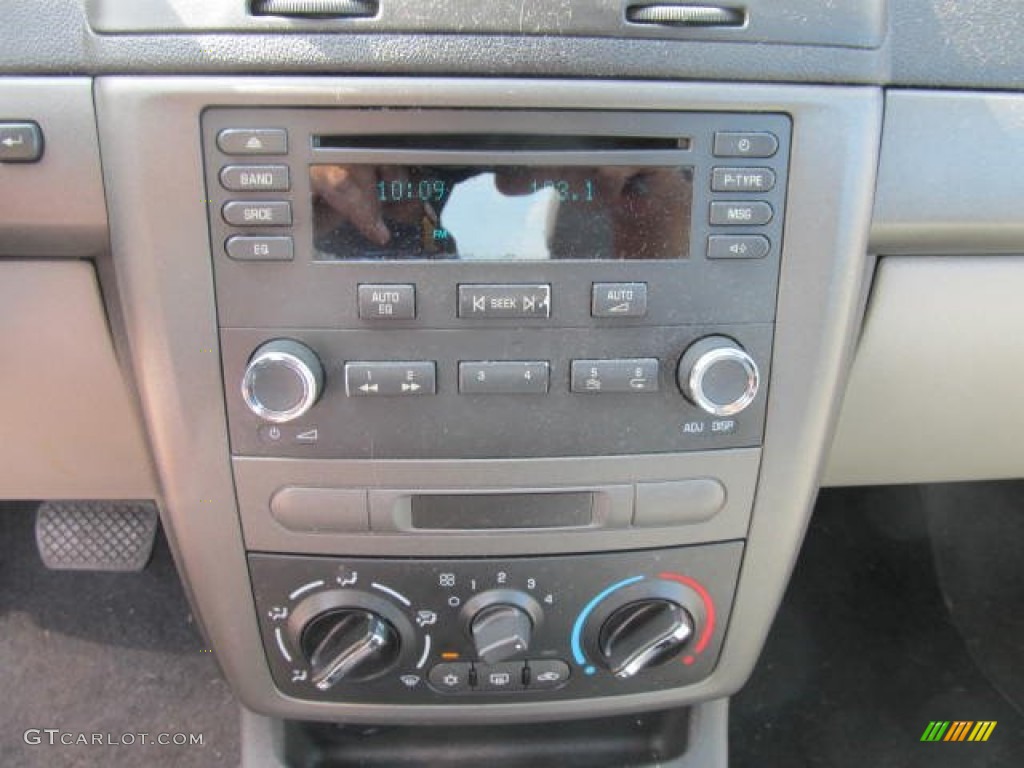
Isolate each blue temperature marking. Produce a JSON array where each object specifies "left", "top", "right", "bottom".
[{"left": 571, "top": 575, "right": 645, "bottom": 666}]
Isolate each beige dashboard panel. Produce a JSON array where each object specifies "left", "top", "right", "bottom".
[
  {"left": 0, "top": 260, "right": 157, "bottom": 499},
  {"left": 825, "top": 256, "right": 1024, "bottom": 486}
]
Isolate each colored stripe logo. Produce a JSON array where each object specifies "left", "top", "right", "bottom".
[{"left": 920, "top": 721, "right": 997, "bottom": 742}]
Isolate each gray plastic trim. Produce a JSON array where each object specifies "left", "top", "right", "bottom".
[
  {"left": 0, "top": 79, "right": 108, "bottom": 258},
  {"left": 89, "top": 0, "right": 886, "bottom": 49},
  {"left": 95, "top": 77, "right": 880, "bottom": 724},
  {"left": 0, "top": 261, "right": 157, "bottom": 499},
  {"left": 239, "top": 699, "right": 728, "bottom": 767},
  {"left": 870, "top": 90, "right": 1024, "bottom": 256},
  {"left": 234, "top": 450, "right": 758, "bottom": 556},
  {"left": 826, "top": 256, "right": 1024, "bottom": 486}
]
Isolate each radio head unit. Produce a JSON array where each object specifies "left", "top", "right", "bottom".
[{"left": 202, "top": 108, "right": 790, "bottom": 460}]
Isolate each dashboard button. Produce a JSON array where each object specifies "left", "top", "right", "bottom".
[
  {"left": 220, "top": 164, "right": 290, "bottom": 192},
  {"left": 711, "top": 167, "right": 776, "bottom": 193},
  {"left": 0, "top": 122, "right": 43, "bottom": 163},
  {"left": 591, "top": 282, "right": 648, "bottom": 318},
  {"left": 357, "top": 284, "right": 416, "bottom": 320},
  {"left": 222, "top": 201, "right": 292, "bottom": 227},
  {"left": 344, "top": 362, "right": 436, "bottom": 397},
  {"left": 428, "top": 663, "right": 474, "bottom": 693},
  {"left": 709, "top": 201, "right": 773, "bottom": 226},
  {"left": 458, "top": 284, "right": 551, "bottom": 319},
  {"left": 459, "top": 361, "right": 550, "bottom": 395},
  {"left": 526, "top": 659, "right": 571, "bottom": 690},
  {"left": 476, "top": 662, "right": 526, "bottom": 692},
  {"left": 707, "top": 235, "right": 770, "bottom": 260},
  {"left": 570, "top": 359, "right": 659, "bottom": 394},
  {"left": 226, "top": 235, "right": 294, "bottom": 261},
  {"left": 217, "top": 128, "right": 288, "bottom": 155},
  {"left": 713, "top": 132, "right": 778, "bottom": 158}
]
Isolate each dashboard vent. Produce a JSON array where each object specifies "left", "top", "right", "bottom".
[
  {"left": 249, "top": 0, "right": 378, "bottom": 19},
  {"left": 626, "top": 4, "right": 746, "bottom": 28}
]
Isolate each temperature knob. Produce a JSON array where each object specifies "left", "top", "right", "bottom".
[
  {"left": 677, "top": 336, "right": 759, "bottom": 417},
  {"left": 597, "top": 600, "right": 694, "bottom": 679},
  {"left": 241, "top": 339, "right": 324, "bottom": 423}
]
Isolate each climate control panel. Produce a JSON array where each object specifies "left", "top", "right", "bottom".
[{"left": 249, "top": 543, "right": 742, "bottom": 703}]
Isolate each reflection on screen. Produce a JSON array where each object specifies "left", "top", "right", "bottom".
[{"left": 310, "top": 164, "right": 693, "bottom": 261}]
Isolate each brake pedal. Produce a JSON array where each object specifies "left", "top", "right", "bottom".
[{"left": 35, "top": 500, "right": 159, "bottom": 572}]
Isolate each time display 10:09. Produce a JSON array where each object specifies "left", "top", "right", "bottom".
[{"left": 375, "top": 176, "right": 597, "bottom": 203}]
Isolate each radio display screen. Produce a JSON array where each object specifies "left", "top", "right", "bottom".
[{"left": 310, "top": 164, "right": 693, "bottom": 261}]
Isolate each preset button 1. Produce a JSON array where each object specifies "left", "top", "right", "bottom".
[{"left": 344, "top": 362, "right": 436, "bottom": 397}]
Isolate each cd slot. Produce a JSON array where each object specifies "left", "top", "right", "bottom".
[{"left": 313, "top": 134, "right": 690, "bottom": 152}]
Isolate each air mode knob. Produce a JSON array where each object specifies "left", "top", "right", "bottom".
[
  {"left": 300, "top": 609, "right": 400, "bottom": 691},
  {"left": 241, "top": 339, "right": 324, "bottom": 423},
  {"left": 677, "top": 336, "right": 760, "bottom": 417},
  {"left": 286, "top": 590, "right": 411, "bottom": 691},
  {"left": 598, "top": 599, "right": 694, "bottom": 679}
]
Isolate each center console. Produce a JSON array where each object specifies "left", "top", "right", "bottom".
[
  {"left": 200, "top": 107, "right": 787, "bottom": 708},
  {"left": 95, "top": 77, "right": 880, "bottom": 735}
]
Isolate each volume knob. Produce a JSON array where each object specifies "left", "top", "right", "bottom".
[
  {"left": 677, "top": 336, "right": 759, "bottom": 417},
  {"left": 241, "top": 339, "right": 324, "bottom": 423}
]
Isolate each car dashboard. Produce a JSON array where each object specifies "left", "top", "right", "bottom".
[{"left": 1, "top": 2, "right": 1024, "bottom": 766}]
